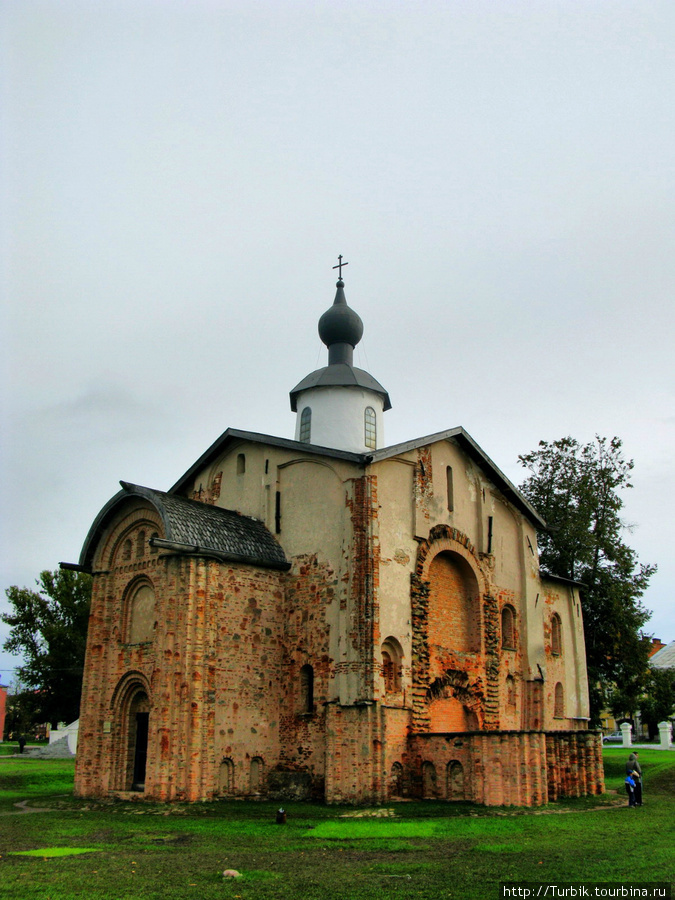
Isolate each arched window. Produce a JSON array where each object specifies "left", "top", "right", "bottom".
[
  {"left": 236, "top": 453, "right": 246, "bottom": 474},
  {"left": 381, "top": 637, "right": 403, "bottom": 694},
  {"left": 446, "top": 760, "right": 465, "bottom": 801},
  {"left": 136, "top": 530, "right": 146, "bottom": 558},
  {"left": 250, "top": 756, "right": 264, "bottom": 792},
  {"left": 364, "top": 407, "right": 376, "bottom": 449},
  {"left": 128, "top": 583, "right": 156, "bottom": 644},
  {"left": 219, "top": 758, "right": 235, "bottom": 795},
  {"left": 122, "top": 539, "right": 132, "bottom": 561},
  {"left": 551, "top": 613, "right": 562, "bottom": 656},
  {"left": 554, "top": 682, "right": 564, "bottom": 718},
  {"left": 422, "top": 761, "right": 437, "bottom": 799},
  {"left": 300, "top": 664, "right": 314, "bottom": 714},
  {"left": 446, "top": 466, "right": 454, "bottom": 511},
  {"left": 299, "top": 407, "right": 312, "bottom": 443},
  {"left": 149, "top": 532, "right": 159, "bottom": 555},
  {"left": 501, "top": 605, "right": 516, "bottom": 650},
  {"left": 506, "top": 674, "right": 516, "bottom": 707}
]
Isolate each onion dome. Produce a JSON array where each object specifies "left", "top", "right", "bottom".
[{"left": 318, "top": 279, "right": 364, "bottom": 351}]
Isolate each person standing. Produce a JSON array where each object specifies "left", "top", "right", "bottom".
[
  {"left": 626, "top": 751, "right": 643, "bottom": 806},
  {"left": 624, "top": 771, "right": 637, "bottom": 807}
]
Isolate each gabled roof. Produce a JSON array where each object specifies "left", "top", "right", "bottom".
[
  {"left": 169, "top": 425, "right": 546, "bottom": 530},
  {"left": 170, "top": 428, "right": 366, "bottom": 494},
  {"left": 79, "top": 482, "right": 290, "bottom": 572},
  {"left": 369, "top": 427, "right": 547, "bottom": 529},
  {"left": 650, "top": 641, "right": 675, "bottom": 669}
]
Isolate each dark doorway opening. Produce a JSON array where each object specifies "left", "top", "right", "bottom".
[{"left": 132, "top": 712, "right": 149, "bottom": 791}]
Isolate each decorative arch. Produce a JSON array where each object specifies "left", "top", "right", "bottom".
[
  {"left": 219, "top": 758, "right": 235, "bottom": 795},
  {"left": 411, "top": 525, "right": 493, "bottom": 733},
  {"left": 380, "top": 636, "right": 404, "bottom": 694},
  {"left": 109, "top": 672, "right": 152, "bottom": 792},
  {"left": 427, "top": 551, "right": 481, "bottom": 655},
  {"left": 123, "top": 578, "right": 156, "bottom": 644},
  {"left": 104, "top": 509, "right": 164, "bottom": 572},
  {"left": 415, "top": 525, "right": 486, "bottom": 594},
  {"left": 427, "top": 669, "right": 485, "bottom": 731},
  {"left": 501, "top": 604, "right": 516, "bottom": 650},
  {"left": 554, "top": 682, "right": 564, "bottom": 718},
  {"left": 446, "top": 760, "right": 465, "bottom": 801},
  {"left": 551, "top": 613, "right": 562, "bottom": 656}
]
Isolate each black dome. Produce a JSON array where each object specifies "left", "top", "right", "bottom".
[{"left": 318, "top": 280, "right": 364, "bottom": 348}]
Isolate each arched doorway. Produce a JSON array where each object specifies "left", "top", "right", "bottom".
[{"left": 110, "top": 676, "right": 151, "bottom": 793}]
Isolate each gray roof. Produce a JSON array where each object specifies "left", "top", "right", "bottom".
[
  {"left": 289, "top": 363, "right": 392, "bottom": 411},
  {"left": 650, "top": 641, "right": 675, "bottom": 669},
  {"left": 79, "top": 482, "right": 290, "bottom": 572},
  {"left": 170, "top": 426, "right": 546, "bottom": 531},
  {"left": 170, "top": 428, "right": 366, "bottom": 494}
]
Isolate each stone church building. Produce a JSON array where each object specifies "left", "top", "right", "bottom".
[{"left": 72, "top": 272, "right": 603, "bottom": 806}]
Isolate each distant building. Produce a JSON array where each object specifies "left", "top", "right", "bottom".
[
  {"left": 649, "top": 641, "right": 675, "bottom": 670},
  {"left": 72, "top": 271, "right": 603, "bottom": 806}
]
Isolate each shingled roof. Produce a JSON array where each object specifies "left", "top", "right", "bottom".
[{"left": 79, "top": 482, "right": 290, "bottom": 572}]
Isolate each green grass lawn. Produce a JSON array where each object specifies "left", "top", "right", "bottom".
[{"left": 0, "top": 748, "right": 673, "bottom": 899}]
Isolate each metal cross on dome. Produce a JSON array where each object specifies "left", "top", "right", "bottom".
[{"left": 332, "top": 255, "right": 348, "bottom": 279}]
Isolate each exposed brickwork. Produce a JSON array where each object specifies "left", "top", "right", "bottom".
[
  {"left": 345, "top": 475, "right": 379, "bottom": 701},
  {"left": 410, "top": 528, "right": 489, "bottom": 735},
  {"left": 408, "top": 730, "right": 603, "bottom": 806},
  {"left": 76, "top": 436, "right": 600, "bottom": 809},
  {"left": 413, "top": 447, "right": 434, "bottom": 523},
  {"left": 191, "top": 470, "right": 223, "bottom": 505}
]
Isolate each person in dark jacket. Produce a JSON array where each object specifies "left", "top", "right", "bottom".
[{"left": 626, "top": 751, "right": 643, "bottom": 806}]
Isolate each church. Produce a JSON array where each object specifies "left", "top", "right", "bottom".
[{"left": 72, "top": 266, "right": 604, "bottom": 806}]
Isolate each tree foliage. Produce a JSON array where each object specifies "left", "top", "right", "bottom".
[
  {"left": 2, "top": 569, "right": 92, "bottom": 726},
  {"left": 518, "top": 436, "right": 656, "bottom": 725}
]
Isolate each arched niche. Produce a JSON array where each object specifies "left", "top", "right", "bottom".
[
  {"left": 125, "top": 580, "right": 156, "bottom": 644},
  {"left": 219, "top": 758, "right": 235, "bottom": 795},
  {"left": 380, "top": 636, "right": 404, "bottom": 695},
  {"left": 427, "top": 551, "right": 481, "bottom": 658},
  {"left": 446, "top": 760, "right": 465, "bottom": 801}
]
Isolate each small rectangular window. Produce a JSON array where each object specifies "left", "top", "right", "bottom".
[{"left": 446, "top": 466, "right": 454, "bottom": 511}]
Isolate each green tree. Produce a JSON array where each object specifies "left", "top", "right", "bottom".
[
  {"left": 2, "top": 569, "right": 92, "bottom": 726},
  {"left": 518, "top": 436, "right": 656, "bottom": 725}
]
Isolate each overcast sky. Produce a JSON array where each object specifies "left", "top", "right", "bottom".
[{"left": 2, "top": 0, "right": 673, "bottom": 684}]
